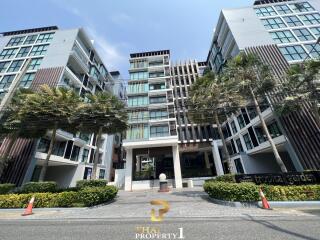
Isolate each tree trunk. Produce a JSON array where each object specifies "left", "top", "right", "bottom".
[
  {"left": 311, "top": 101, "right": 320, "bottom": 128},
  {"left": 214, "top": 112, "right": 233, "bottom": 174},
  {"left": 92, "top": 127, "right": 103, "bottom": 180},
  {"left": 38, "top": 126, "right": 57, "bottom": 181},
  {"left": 250, "top": 87, "right": 288, "bottom": 173},
  {"left": 0, "top": 134, "right": 18, "bottom": 177}
]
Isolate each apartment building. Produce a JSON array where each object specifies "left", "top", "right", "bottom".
[{"left": 0, "top": 26, "right": 125, "bottom": 187}]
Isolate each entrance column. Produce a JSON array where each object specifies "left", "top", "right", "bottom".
[
  {"left": 211, "top": 141, "right": 224, "bottom": 176},
  {"left": 124, "top": 148, "right": 133, "bottom": 191},
  {"left": 172, "top": 145, "right": 182, "bottom": 189}
]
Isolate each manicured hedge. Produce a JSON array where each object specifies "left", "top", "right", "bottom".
[
  {"left": 204, "top": 181, "right": 320, "bottom": 202},
  {"left": 0, "top": 184, "right": 16, "bottom": 195},
  {"left": 76, "top": 179, "right": 107, "bottom": 189},
  {"left": 20, "top": 182, "right": 58, "bottom": 194},
  {"left": 0, "top": 186, "right": 118, "bottom": 208}
]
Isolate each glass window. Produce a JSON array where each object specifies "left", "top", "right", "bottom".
[
  {"left": 128, "top": 82, "right": 148, "bottom": 93},
  {"left": 289, "top": 2, "right": 315, "bottom": 13},
  {"left": 0, "top": 62, "right": 10, "bottom": 73},
  {"left": 149, "top": 96, "right": 166, "bottom": 104},
  {"left": 149, "top": 71, "right": 165, "bottom": 78},
  {"left": 243, "top": 133, "right": 253, "bottom": 150},
  {"left": 150, "top": 125, "right": 169, "bottom": 138},
  {"left": 24, "top": 34, "right": 38, "bottom": 45},
  {"left": 19, "top": 73, "right": 35, "bottom": 88},
  {"left": 28, "top": 58, "right": 43, "bottom": 70},
  {"left": 149, "top": 83, "right": 165, "bottom": 90},
  {"left": 279, "top": 45, "right": 308, "bottom": 61},
  {"left": 237, "top": 115, "right": 246, "bottom": 129},
  {"left": 274, "top": 4, "right": 292, "bottom": 14},
  {"left": 268, "top": 122, "right": 282, "bottom": 138},
  {"left": 230, "top": 121, "right": 237, "bottom": 134},
  {"left": 293, "top": 28, "right": 315, "bottom": 41},
  {"left": 0, "top": 48, "right": 18, "bottom": 60},
  {"left": 247, "top": 107, "right": 257, "bottom": 119},
  {"left": 234, "top": 158, "right": 244, "bottom": 174},
  {"left": 82, "top": 149, "right": 89, "bottom": 162},
  {"left": 283, "top": 15, "right": 304, "bottom": 27},
  {"left": 261, "top": 17, "right": 286, "bottom": 29},
  {"left": 129, "top": 111, "right": 149, "bottom": 122},
  {"left": 36, "top": 32, "right": 54, "bottom": 43},
  {"left": 236, "top": 138, "right": 244, "bottom": 153},
  {"left": 128, "top": 96, "right": 149, "bottom": 106},
  {"left": 7, "top": 60, "right": 24, "bottom": 72},
  {"left": 304, "top": 43, "right": 320, "bottom": 58},
  {"left": 150, "top": 110, "right": 168, "bottom": 120},
  {"left": 6, "top": 36, "right": 25, "bottom": 47},
  {"left": 29, "top": 45, "right": 49, "bottom": 56},
  {"left": 310, "top": 27, "right": 320, "bottom": 37},
  {"left": 99, "top": 169, "right": 105, "bottom": 179},
  {"left": 270, "top": 30, "right": 297, "bottom": 43},
  {"left": 126, "top": 124, "right": 149, "bottom": 140},
  {"left": 255, "top": 127, "right": 267, "bottom": 143},
  {"left": 300, "top": 13, "right": 320, "bottom": 25},
  {"left": 130, "top": 71, "right": 148, "bottom": 80},
  {"left": 0, "top": 75, "right": 15, "bottom": 89},
  {"left": 16, "top": 47, "right": 31, "bottom": 58},
  {"left": 255, "top": 6, "right": 277, "bottom": 17},
  {"left": 130, "top": 59, "right": 147, "bottom": 69},
  {"left": 70, "top": 145, "right": 80, "bottom": 161}
]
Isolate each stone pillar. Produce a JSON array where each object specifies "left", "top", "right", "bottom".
[
  {"left": 212, "top": 141, "right": 224, "bottom": 176},
  {"left": 124, "top": 148, "right": 133, "bottom": 191},
  {"left": 172, "top": 145, "right": 183, "bottom": 189}
]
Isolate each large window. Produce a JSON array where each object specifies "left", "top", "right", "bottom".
[
  {"left": 270, "top": 30, "right": 296, "bottom": 43},
  {"left": 127, "top": 82, "right": 148, "bottom": 94},
  {"left": 130, "top": 59, "right": 147, "bottom": 69},
  {"left": 243, "top": 133, "right": 253, "bottom": 150},
  {"left": 289, "top": 2, "right": 315, "bottom": 13},
  {"left": 81, "top": 149, "right": 89, "bottom": 162},
  {"left": 268, "top": 122, "right": 282, "bottom": 138},
  {"left": 255, "top": 127, "right": 267, "bottom": 143},
  {"left": 20, "top": 73, "right": 35, "bottom": 88},
  {"left": 247, "top": 107, "right": 257, "bottom": 119},
  {"left": 235, "top": 138, "right": 244, "bottom": 153},
  {"left": 70, "top": 145, "right": 80, "bottom": 161},
  {"left": 0, "top": 48, "right": 18, "bottom": 60},
  {"left": 128, "top": 96, "right": 148, "bottom": 106},
  {"left": 310, "top": 27, "right": 320, "bottom": 37},
  {"left": 6, "top": 36, "right": 25, "bottom": 47},
  {"left": 29, "top": 45, "right": 49, "bottom": 56},
  {"left": 149, "top": 82, "right": 165, "bottom": 90},
  {"left": 0, "top": 75, "right": 15, "bottom": 89},
  {"left": 293, "top": 28, "right": 315, "bottom": 41},
  {"left": 149, "top": 71, "right": 165, "bottom": 78},
  {"left": 36, "top": 33, "right": 54, "bottom": 43},
  {"left": 255, "top": 6, "right": 277, "bottom": 17},
  {"left": 128, "top": 111, "right": 149, "bottom": 122},
  {"left": 149, "top": 96, "right": 166, "bottom": 104},
  {"left": 280, "top": 45, "right": 308, "bottom": 61},
  {"left": 304, "top": 43, "right": 320, "bottom": 58},
  {"left": 283, "top": 16, "right": 303, "bottom": 27},
  {"left": 0, "top": 62, "right": 10, "bottom": 73},
  {"left": 300, "top": 13, "right": 320, "bottom": 25},
  {"left": 16, "top": 47, "right": 31, "bottom": 58},
  {"left": 150, "top": 110, "right": 168, "bottom": 120},
  {"left": 7, "top": 60, "right": 24, "bottom": 72},
  {"left": 24, "top": 35, "right": 38, "bottom": 45},
  {"left": 28, "top": 58, "right": 43, "bottom": 70},
  {"left": 274, "top": 4, "right": 292, "bottom": 14},
  {"left": 150, "top": 125, "right": 169, "bottom": 138},
  {"left": 261, "top": 18, "right": 286, "bottom": 30},
  {"left": 237, "top": 115, "right": 246, "bottom": 129},
  {"left": 126, "top": 124, "right": 149, "bottom": 140},
  {"left": 230, "top": 121, "right": 237, "bottom": 134},
  {"left": 130, "top": 71, "right": 148, "bottom": 80}
]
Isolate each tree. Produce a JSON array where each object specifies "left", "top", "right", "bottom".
[
  {"left": 72, "top": 92, "right": 127, "bottom": 179},
  {"left": 17, "top": 85, "right": 82, "bottom": 181},
  {"left": 188, "top": 72, "right": 243, "bottom": 173},
  {"left": 276, "top": 59, "right": 320, "bottom": 127},
  {"left": 225, "top": 52, "right": 288, "bottom": 172}
]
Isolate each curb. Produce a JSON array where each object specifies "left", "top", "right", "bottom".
[{"left": 208, "top": 197, "right": 259, "bottom": 208}]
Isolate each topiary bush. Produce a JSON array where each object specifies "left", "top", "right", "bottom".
[
  {"left": 76, "top": 179, "right": 108, "bottom": 189},
  {"left": 0, "top": 184, "right": 16, "bottom": 194},
  {"left": 78, "top": 186, "right": 118, "bottom": 207},
  {"left": 214, "top": 174, "right": 236, "bottom": 183},
  {"left": 20, "top": 182, "right": 58, "bottom": 194}
]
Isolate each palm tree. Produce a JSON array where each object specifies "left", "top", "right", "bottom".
[
  {"left": 72, "top": 92, "right": 127, "bottom": 179},
  {"left": 17, "top": 85, "right": 82, "bottom": 181},
  {"left": 188, "top": 72, "right": 242, "bottom": 173},
  {"left": 225, "top": 52, "right": 288, "bottom": 172}
]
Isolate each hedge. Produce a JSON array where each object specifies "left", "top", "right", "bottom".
[
  {"left": 0, "top": 184, "right": 16, "bottom": 195},
  {"left": 203, "top": 181, "right": 320, "bottom": 202},
  {"left": 0, "top": 186, "right": 118, "bottom": 208},
  {"left": 76, "top": 179, "right": 108, "bottom": 189},
  {"left": 20, "top": 182, "right": 58, "bottom": 194}
]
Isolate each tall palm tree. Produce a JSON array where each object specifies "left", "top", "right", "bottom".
[
  {"left": 72, "top": 92, "right": 127, "bottom": 179},
  {"left": 225, "top": 52, "right": 288, "bottom": 173},
  {"left": 188, "top": 72, "right": 242, "bottom": 173}
]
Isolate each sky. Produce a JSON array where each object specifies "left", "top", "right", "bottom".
[{"left": 0, "top": 0, "right": 253, "bottom": 79}]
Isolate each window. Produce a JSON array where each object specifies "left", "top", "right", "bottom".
[
  {"left": 126, "top": 124, "right": 149, "bottom": 140},
  {"left": 255, "top": 127, "right": 267, "bottom": 143},
  {"left": 6, "top": 36, "right": 25, "bottom": 47},
  {"left": 270, "top": 30, "right": 296, "bottom": 43},
  {"left": 280, "top": 45, "right": 308, "bottom": 61},
  {"left": 236, "top": 139, "right": 244, "bottom": 153},
  {"left": 0, "top": 62, "right": 10, "bottom": 73},
  {"left": 289, "top": 2, "right": 315, "bottom": 13},
  {"left": 129, "top": 111, "right": 149, "bottom": 122},
  {"left": 255, "top": 6, "right": 277, "bottom": 17},
  {"left": 247, "top": 107, "right": 257, "bottom": 119},
  {"left": 82, "top": 149, "right": 89, "bottom": 162},
  {"left": 274, "top": 4, "right": 292, "bottom": 14},
  {"left": 293, "top": 28, "right": 315, "bottom": 41},
  {"left": 36, "top": 32, "right": 54, "bottom": 43},
  {"left": 300, "top": 13, "right": 320, "bottom": 25},
  {"left": 149, "top": 71, "right": 165, "bottom": 78},
  {"left": 230, "top": 121, "right": 237, "bottom": 134},
  {"left": 150, "top": 110, "right": 168, "bottom": 120},
  {"left": 16, "top": 47, "right": 31, "bottom": 58},
  {"left": 237, "top": 115, "right": 246, "bottom": 129},
  {"left": 149, "top": 83, "right": 165, "bottom": 90},
  {"left": 243, "top": 133, "right": 253, "bottom": 150},
  {"left": 7, "top": 60, "right": 24, "bottom": 72},
  {"left": 149, "top": 96, "right": 166, "bottom": 104},
  {"left": 283, "top": 16, "right": 303, "bottom": 27},
  {"left": 234, "top": 158, "right": 244, "bottom": 174},
  {"left": 24, "top": 34, "right": 38, "bottom": 45},
  {"left": 128, "top": 96, "right": 148, "bottom": 106},
  {"left": 268, "top": 122, "right": 282, "bottom": 138},
  {"left": 99, "top": 169, "right": 105, "bottom": 179},
  {"left": 70, "top": 145, "right": 80, "bottom": 161},
  {"left": 20, "top": 73, "right": 35, "bottom": 88},
  {"left": 127, "top": 82, "right": 148, "bottom": 93},
  {"left": 261, "top": 18, "right": 286, "bottom": 29},
  {"left": 0, "top": 75, "right": 15, "bottom": 89},
  {"left": 304, "top": 43, "right": 320, "bottom": 58},
  {"left": 28, "top": 58, "right": 43, "bottom": 70},
  {"left": 130, "top": 71, "right": 148, "bottom": 80},
  {"left": 310, "top": 27, "right": 320, "bottom": 37},
  {"left": 29, "top": 45, "right": 49, "bottom": 56},
  {"left": 130, "top": 59, "right": 147, "bottom": 69},
  {"left": 150, "top": 125, "right": 169, "bottom": 137},
  {"left": 0, "top": 48, "right": 17, "bottom": 59}
]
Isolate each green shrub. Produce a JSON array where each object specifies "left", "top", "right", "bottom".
[
  {"left": 20, "top": 182, "right": 58, "bottom": 194},
  {"left": 76, "top": 179, "right": 108, "bottom": 189},
  {"left": 215, "top": 174, "right": 236, "bottom": 183},
  {"left": 0, "top": 184, "right": 16, "bottom": 194},
  {"left": 78, "top": 186, "right": 118, "bottom": 207}
]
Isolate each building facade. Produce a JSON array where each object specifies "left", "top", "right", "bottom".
[{"left": 0, "top": 26, "right": 125, "bottom": 187}]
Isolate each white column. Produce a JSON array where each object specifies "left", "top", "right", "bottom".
[
  {"left": 124, "top": 148, "right": 133, "bottom": 191},
  {"left": 172, "top": 145, "right": 182, "bottom": 189},
  {"left": 212, "top": 141, "right": 224, "bottom": 176}
]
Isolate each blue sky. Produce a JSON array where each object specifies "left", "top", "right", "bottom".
[{"left": 0, "top": 0, "right": 253, "bottom": 79}]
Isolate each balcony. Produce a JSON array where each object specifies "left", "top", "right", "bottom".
[
  {"left": 70, "top": 43, "right": 90, "bottom": 73},
  {"left": 65, "top": 66, "right": 83, "bottom": 88}
]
